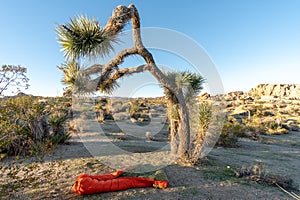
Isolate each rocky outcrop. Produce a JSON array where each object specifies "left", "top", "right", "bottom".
[
  {"left": 198, "top": 92, "right": 211, "bottom": 100},
  {"left": 225, "top": 91, "right": 244, "bottom": 101},
  {"left": 248, "top": 84, "right": 300, "bottom": 99}
]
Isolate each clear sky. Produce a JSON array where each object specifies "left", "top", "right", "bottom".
[{"left": 1, "top": 0, "right": 299, "bottom": 97}]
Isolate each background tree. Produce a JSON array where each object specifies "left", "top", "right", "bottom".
[
  {"left": 162, "top": 71, "right": 204, "bottom": 156},
  {"left": 56, "top": 4, "right": 205, "bottom": 162},
  {"left": 0, "top": 64, "right": 30, "bottom": 96}
]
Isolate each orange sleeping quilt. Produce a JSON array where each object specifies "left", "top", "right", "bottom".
[{"left": 73, "top": 170, "right": 168, "bottom": 195}]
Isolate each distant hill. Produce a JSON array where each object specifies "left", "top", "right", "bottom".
[{"left": 248, "top": 84, "right": 300, "bottom": 99}]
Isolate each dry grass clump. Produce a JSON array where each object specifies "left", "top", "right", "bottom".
[
  {"left": 234, "top": 164, "right": 295, "bottom": 191},
  {"left": 112, "top": 112, "right": 130, "bottom": 121},
  {"left": 266, "top": 128, "right": 289, "bottom": 135}
]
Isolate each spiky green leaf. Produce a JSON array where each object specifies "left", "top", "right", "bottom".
[{"left": 56, "top": 15, "right": 118, "bottom": 60}]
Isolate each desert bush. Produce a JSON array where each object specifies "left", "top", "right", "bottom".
[
  {"left": 111, "top": 101, "right": 129, "bottom": 113},
  {"left": 48, "top": 131, "right": 71, "bottom": 144},
  {"left": 47, "top": 111, "right": 71, "bottom": 144},
  {"left": 214, "top": 115, "right": 245, "bottom": 147},
  {"left": 266, "top": 128, "right": 289, "bottom": 135},
  {"left": 243, "top": 116, "right": 266, "bottom": 135},
  {"left": 0, "top": 96, "right": 71, "bottom": 156},
  {"left": 223, "top": 118, "right": 245, "bottom": 137},
  {"left": 268, "top": 121, "right": 279, "bottom": 130},
  {"left": 129, "top": 100, "right": 141, "bottom": 116},
  {"left": 0, "top": 96, "right": 49, "bottom": 156},
  {"left": 93, "top": 98, "right": 114, "bottom": 122},
  {"left": 217, "top": 132, "right": 238, "bottom": 147},
  {"left": 45, "top": 97, "right": 73, "bottom": 120},
  {"left": 128, "top": 100, "right": 150, "bottom": 122},
  {"left": 260, "top": 116, "right": 289, "bottom": 135},
  {"left": 48, "top": 112, "right": 67, "bottom": 135},
  {"left": 235, "top": 164, "right": 295, "bottom": 191},
  {"left": 217, "top": 122, "right": 240, "bottom": 147},
  {"left": 112, "top": 112, "right": 130, "bottom": 121}
]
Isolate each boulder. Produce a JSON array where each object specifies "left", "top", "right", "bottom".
[{"left": 248, "top": 84, "right": 300, "bottom": 99}]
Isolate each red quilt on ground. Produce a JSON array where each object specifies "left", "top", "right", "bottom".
[{"left": 73, "top": 170, "right": 168, "bottom": 195}]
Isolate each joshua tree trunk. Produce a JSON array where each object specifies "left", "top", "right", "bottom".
[
  {"left": 169, "top": 119, "right": 179, "bottom": 154},
  {"left": 69, "top": 4, "right": 191, "bottom": 160},
  {"left": 128, "top": 4, "right": 190, "bottom": 158}
]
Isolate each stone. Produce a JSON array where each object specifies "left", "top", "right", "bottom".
[{"left": 248, "top": 84, "right": 300, "bottom": 99}]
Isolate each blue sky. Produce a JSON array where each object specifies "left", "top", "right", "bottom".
[{"left": 1, "top": 0, "right": 299, "bottom": 97}]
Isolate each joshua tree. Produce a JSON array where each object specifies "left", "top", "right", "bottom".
[
  {"left": 56, "top": 4, "right": 202, "bottom": 161},
  {"left": 162, "top": 71, "right": 204, "bottom": 156}
]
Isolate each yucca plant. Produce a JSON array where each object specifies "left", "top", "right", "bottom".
[
  {"left": 58, "top": 61, "right": 100, "bottom": 95},
  {"left": 162, "top": 70, "right": 204, "bottom": 103},
  {"left": 47, "top": 111, "right": 71, "bottom": 144},
  {"left": 56, "top": 15, "right": 118, "bottom": 60},
  {"left": 97, "top": 78, "right": 120, "bottom": 94},
  {"left": 57, "top": 61, "right": 80, "bottom": 86},
  {"left": 162, "top": 70, "right": 204, "bottom": 156},
  {"left": 48, "top": 112, "right": 67, "bottom": 136},
  {"left": 162, "top": 70, "right": 204, "bottom": 120},
  {"left": 56, "top": 15, "right": 121, "bottom": 95},
  {"left": 189, "top": 102, "right": 212, "bottom": 163}
]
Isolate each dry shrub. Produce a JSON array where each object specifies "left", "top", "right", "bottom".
[
  {"left": 266, "top": 128, "right": 289, "bottom": 135},
  {"left": 112, "top": 112, "right": 130, "bottom": 121},
  {"left": 235, "top": 164, "right": 295, "bottom": 191}
]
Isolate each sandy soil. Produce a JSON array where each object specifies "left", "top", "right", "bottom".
[{"left": 1, "top": 119, "right": 300, "bottom": 199}]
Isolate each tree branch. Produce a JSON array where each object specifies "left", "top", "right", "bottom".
[
  {"left": 103, "top": 5, "right": 134, "bottom": 36},
  {"left": 78, "top": 4, "right": 190, "bottom": 156},
  {"left": 108, "top": 64, "right": 149, "bottom": 81},
  {"left": 97, "top": 47, "right": 138, "bottom": 89},
  {"left": 82, "top": 64, "right": 104, "bottom": 75},
  {"left": 0, "top": 72, "right": 17, "bottom": 95},
  {"left": 91, "top": 64, "right": 149, "bottom": 88}
]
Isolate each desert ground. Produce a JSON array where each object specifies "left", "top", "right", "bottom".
[
  {"left": 1, "top": 118, "right": 300, "bottom": 199},
  {"left": 1, "top": 85, "right": 300, "bottom": 199}
]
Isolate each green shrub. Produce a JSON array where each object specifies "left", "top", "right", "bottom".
[
  {"left": 268, "top": 121, "right": 279, "bottom": 130},
  {"left": 218, "top": 124, "right": 239, "bottom": 147},
  {"left": 243, "top": 116, "right": 266, "bottom": 135},
  {"left": 48, "top": 111, "right": 71, "bottom": 144},
  {"left": 48, "top": 112, "right": 67, "bottom": 135},
  {"left": 0, "top": 96, "right": 48, "bottom": 155},
  {"left": 217, "top": 132, "right": 238, "bottom": 147},
  {"left": 216, "top": 119, "right": 244, "bottom": 147},
  {"left": 222, "top": 120, "right": 245, "bottom": 137},
  {"left": 129, "top": 100, "right": 141, "bottom": 116},
  {"left": 48, "top": 131, "right": 71, "bottom": 144},
  {"left": 0, "top": 96, "right": 71, "bottom": 156}
]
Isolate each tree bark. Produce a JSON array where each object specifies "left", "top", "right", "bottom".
[
  {"left": 86, "top": 4, "right": 191, "bottom": 160},
  {"left": 128, "top": 5, "right": 190, "bottom": 158}
]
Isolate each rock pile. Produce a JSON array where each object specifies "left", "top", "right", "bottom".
[{"left": 248, "top": 84, "right": 300, "bottom": 99}]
